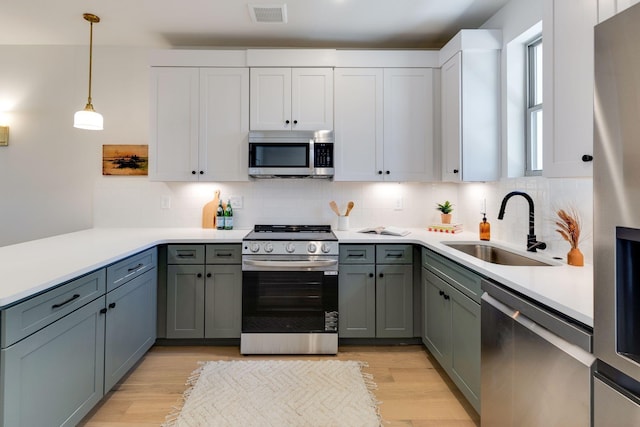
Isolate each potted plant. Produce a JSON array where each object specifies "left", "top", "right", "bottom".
[
  {"left": 436, "top": 201, "right": 454, "bottom": 224},
  {"left": 555, "top": 208, "right": 583, "bottom": 266}
]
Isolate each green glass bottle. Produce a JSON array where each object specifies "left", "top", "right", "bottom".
[
  {"left": 224, "top": 199, "right": 233, "bottom": 230},
  {"left": 216, "top": 200, "right": 225, "bottom": 230}
]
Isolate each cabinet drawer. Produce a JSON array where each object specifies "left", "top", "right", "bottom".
[
  {"left": 107, "top": 248, "right": 157, "bottom": 292},
  {"left": 206, "top": 244, "right": 242, "bottom": 265},
  {"left": 1, "top": 269, "right": 106, "bottom": 348},
  {"left": 423, "top": 248, "right": 482, "bottom": 303},
  {"left": 339, "top": 245, "right": 375, "bottom": 264},
  {"left": 167, "top": 245, "right": 205, "bottom": 265},
  {"left": 376, "top": 244, "right": 413, "bottom": 264}
]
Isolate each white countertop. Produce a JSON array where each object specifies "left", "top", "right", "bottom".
[{"left": 0, "top": 227, "right": 593, "bottom": 327}]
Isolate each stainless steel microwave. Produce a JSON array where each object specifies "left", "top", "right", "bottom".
[{"left": 248, "top": 130, "right": 334, "bottom": 178}]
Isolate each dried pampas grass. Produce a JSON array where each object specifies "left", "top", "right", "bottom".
[{"left": 555, "top": 208, "right": 581, "bottom": 249}]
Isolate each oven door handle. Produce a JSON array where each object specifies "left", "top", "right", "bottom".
[{"left": 243, "top": 259, "right": 338, "bottom": 269}]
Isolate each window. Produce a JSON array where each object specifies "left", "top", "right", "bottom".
[{"left": 526, "top": 37, "right": 543, "bottom": 175}]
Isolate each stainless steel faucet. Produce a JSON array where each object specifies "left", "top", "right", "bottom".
[{"left": 497, "top": 191, "right": 547, "bottom": 252}]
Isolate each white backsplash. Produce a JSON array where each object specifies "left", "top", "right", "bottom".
[{"left": 94, "top": 176, "right": 593, "bottom": 263}]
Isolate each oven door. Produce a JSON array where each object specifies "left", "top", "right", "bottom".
[{"left": 242, "top": 269, "right": 338, "bottom": 334}]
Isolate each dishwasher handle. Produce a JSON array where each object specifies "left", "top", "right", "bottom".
[
  {"left": 482, "top": 292, "right": 595, "bottom": 367},
  {"left": 481, "top": 279, "right": 593, "bottom": 353}
]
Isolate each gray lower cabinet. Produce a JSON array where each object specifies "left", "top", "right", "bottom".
[
  {"left": 339, "top": 244, "right": 413, "bottom": 338},
  {"left": 1, "top": 297, "right": 106, "bottom": 427},
  {"left": 422, "top": 248, "right": 481, "bottom": 413},
  {"left": 0, "top": 248, "right": 157, "bottom": 427},
  {"left": 338, "top": 263, "right": 376, "bottom": 337},
  {"left": 104, "top": 268, "right": 157, "bottom": 391},
  {"left": 166, "top": 244, "right": 241, "bottom": 339}
]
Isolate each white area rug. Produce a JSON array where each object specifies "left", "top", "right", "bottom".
[{"left": 163, "top": 360, "right": 381, "bottom": 427}]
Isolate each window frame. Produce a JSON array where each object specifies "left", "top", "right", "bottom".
[{"left": 525, "top": 36, "right": 543, "bottom": 176}]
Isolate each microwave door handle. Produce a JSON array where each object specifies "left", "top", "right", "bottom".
[{"left": 309, "top": 138, "right": 314, "bottom": 172}]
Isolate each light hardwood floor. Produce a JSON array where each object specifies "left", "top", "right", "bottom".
[{"left": 79, "top": 345, "right": 480, "bottom": 427}]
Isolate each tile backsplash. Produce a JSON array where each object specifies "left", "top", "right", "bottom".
[{"left": 94, "top": 176, "right": 593, "bottom": 263}]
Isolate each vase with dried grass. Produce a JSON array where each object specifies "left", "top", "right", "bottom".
[{"left": 555, "top": 208, "right": 584, "bottom": 266}]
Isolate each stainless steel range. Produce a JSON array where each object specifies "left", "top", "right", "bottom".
[{"left": 241, "top": 225, "right": 339, "bottom": 355}]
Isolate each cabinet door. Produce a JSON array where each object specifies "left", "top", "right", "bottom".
[
  {"left": 166, "top": 265, "right": 205, "bottom": 338},
  {"left": 334, "top": 68, "right": 384, "bottom": 181},
  {"left": 450, "top": 284, "right": 481, "bottom": 412},
  {"left": 1, "top": 297, "right": 105, "bottom": 427},
  {"left": 543, "top": 0, "right": 597, "bottom": 177},
  {"left": 104, "top": 269, "right": 157, "bottom": 392},
  {"left": 441, "top": 53, "right": 462, "bottom": 182},
  {"left": 376, "top": 264, "right": 413, "bottom": 338},
  {"left": 423, "top": 269, "right": 451, "bottom": 366},
  {"left": 250, "top": 68, "right": 292, "bottom": 130},
  {"left": 150, "top": 67, "right": 200, "bottom": 181},
  {"left": 383, "top": 68, "right": 435, "bottom": 181},
  {"left": 338, "top": 264, "right": 376, "bottom": 338},
  {"left": 204, "top": 264, "right": 242, "bottom": 338},
  {"left": 291, "top": 68, "right": 334, "bottom": 130},
  {"left": 200, "top": 68, "right": 250, "bottom": 181}
]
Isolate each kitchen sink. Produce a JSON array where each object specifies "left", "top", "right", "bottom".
[{"left": 443, "top": 242, "right": 559, "bottom": 267}]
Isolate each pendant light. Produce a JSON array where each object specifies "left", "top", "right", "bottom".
[{"left": 74, "top": 13, "right": 103, "bottom": 130}]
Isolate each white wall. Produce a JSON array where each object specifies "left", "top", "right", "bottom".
[{"left": 0, "top": 45, "right": 149, "bottom": 246}]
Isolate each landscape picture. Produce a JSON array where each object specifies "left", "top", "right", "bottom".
[{"left": 102, "top": 145, "right": 149, "bottom": 176}]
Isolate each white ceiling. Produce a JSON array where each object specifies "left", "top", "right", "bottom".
[{"left": 0, "top": 0, "right": 510, "bottom": 49}]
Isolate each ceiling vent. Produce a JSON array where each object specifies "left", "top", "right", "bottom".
[{"left": 248, "top": 4, "right": 288, "bottom": 23}]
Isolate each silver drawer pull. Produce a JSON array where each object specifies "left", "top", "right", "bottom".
[{"left": 52, "top": 294, "right": 80, "bottom": 309}]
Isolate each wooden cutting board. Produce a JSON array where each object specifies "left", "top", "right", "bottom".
[{"left": 202, "top": 190, "right": 220, "bottom": 229}]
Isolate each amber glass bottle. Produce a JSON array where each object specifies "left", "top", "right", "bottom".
[{"left": 479, "top": 214, "right": 491, "bottom": 241}]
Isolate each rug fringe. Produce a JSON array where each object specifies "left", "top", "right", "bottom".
[
  {"left": 161, "top": 362, "right": 207, "bottom": 427},
  {"left": 355, "top": 360, "right": 385, "bottom": 427}
]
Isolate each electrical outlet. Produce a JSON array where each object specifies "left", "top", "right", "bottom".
[
  {"left": 394, "top": 197, "right": 403, "bottom": 210},
  {"left": 229, "top": 195, "right": 243, "bottom": 209},
  {"left": 161, "top": 195, "right": 171, "bottom": 209}
]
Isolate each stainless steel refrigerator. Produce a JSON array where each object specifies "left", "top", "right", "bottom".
[{"left": 594, "top": 3, "right": 640, "bottom": 424}]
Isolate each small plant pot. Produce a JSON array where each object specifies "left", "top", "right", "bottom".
[
  {"left": 567, "top": 247, "right": 584, "bottom": 267},
  {"left": 441, "top": 213, "right": 452, "bottom": 224}
]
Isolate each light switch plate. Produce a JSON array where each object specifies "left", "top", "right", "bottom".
[
  {"left": 161, "top": 195, "right": 171, "bottom": 209},
  {"left": 229, "top": 195, "right": 243, "bottom": 209}
]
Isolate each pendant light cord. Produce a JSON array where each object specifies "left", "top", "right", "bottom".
[{"left": 87, "top": 19, "right": 94, "bottom": 107}]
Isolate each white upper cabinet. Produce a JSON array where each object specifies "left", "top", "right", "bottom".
[
  {"left": 334, "top": 68, "right": 435, "bottom": 182},
  {"left": 334, "top": 68, "right": 384, "bottom": 181},
  {"left": 150, "top": 67, "right": 200, "bottom": 181},
  {"left": 543, "top": 0, "right": 597, "bottom": 177},
  {"left": 383, "top": 68, "right": 436, "bottom": 182},
  {"left": 150, "top": 67, "right": 249, "bottom": 181},
  {"left": 440, "top": 34, "right": 500, "bottom": 183},
  {"left": 200, "top": 68, "right": 250, "bottom": 182},
  {"left": 249, "top": 68, "right": 333, "bottom": 131}
]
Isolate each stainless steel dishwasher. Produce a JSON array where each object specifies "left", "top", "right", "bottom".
[{"left": 481, "top": 280, "right": 595, "bottom": 426}]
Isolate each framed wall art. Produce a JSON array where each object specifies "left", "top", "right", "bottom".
[{"left": 102, "top": 145, "right": 148, "bottom": 176}]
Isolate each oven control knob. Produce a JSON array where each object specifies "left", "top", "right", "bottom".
[
  {"left": 321, "top": 243, "right": 332, "bottom": 254},
  {"left": 307, "top": 243, "right": 318, "bottom": 253},
  {"left": 250, "top": 243, "right": 260, "bottom": 253},
  {"left": 286, "top": 242, "right": 296, "bottom": 253},
  {"left": 264, "top": 243, "right": 274, "bottom": 253}
]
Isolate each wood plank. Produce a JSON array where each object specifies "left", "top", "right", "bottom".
[{"left": 79, "top": 345, "right": 480, "bottom": 426}]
